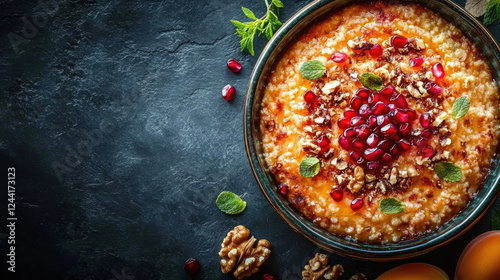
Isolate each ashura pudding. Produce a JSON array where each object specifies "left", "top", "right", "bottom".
[{"left": 259, "top": 2, "right": 500, "bottom": 243}]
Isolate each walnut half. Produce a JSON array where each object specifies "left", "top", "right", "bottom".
[
  {"left": 219, "top": 225, "right": 271, "bottom": 279},
  {"left": 302, "top": 253, "right": 344, "bottom": 280}
]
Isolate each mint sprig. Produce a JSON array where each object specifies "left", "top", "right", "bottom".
[
  {"left": 231, "top": 0, "right": 283, "bottom": 56},
  {"left": 484, "top": 0, "right": 500, "bottom": 26},
  {"left": 451, "top": 96, "right": 470, "bottom": 119},
  {"left": 380, "top": 198, "right": 406, "bottom": 214},
  {"left": 360, "top": 73, "right": 384, "bottom": 91},
  {"left": 299, "top": 157, "right": 320, "bottom": 178},
  {"left": 216, "top": 191, "right": 247, "bottom": 215},
  {"left": 434, "top": 162, "right": 463, "bottom": 182},
  {"left": 300, "top": 60, "right": 326, "bottom": 80}
]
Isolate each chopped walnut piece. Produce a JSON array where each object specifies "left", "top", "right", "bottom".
[
  {"left": 389, "top": 167, "right": 398, "bottom": 185},
  {"left": 219, "top": 225, "right": 271, "bottom": 279},
  {"left": 407, "top": 84, "right": 422, "bottom": 98},
  {"left": 322, "top": 80, "right": 341, "bottom": 95},
  {"left": 302, "top": 253, "right": 344, "bottom": 280},
  {"left": 347, "top": 166, "right": 365, "bottom": 193},
  {"left": 350, "top": 273, "right": 368, "bottom": 280},
  {"left": 333, "top": 158, "right": 348, "bottom": 170},
  {"left": 365, "top": 174, "right": 376, "bottom": 183},
  {"left": 376, "top": 181, "right": 387, "bottom": 194}
]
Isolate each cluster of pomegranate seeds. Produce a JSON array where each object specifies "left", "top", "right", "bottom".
[
  {"left": 351, "top": 198, "right": 364, "bottom": 211},
  {"left": 226, "top": 58, "right": 242, "bottom": 73},
  {"left": 222, "top": 85, "right": 236, "bottom": 101},
  {"left": 331, "top": 51, "right": 347, "bottom": 63},
  {"left": 278, "top": 184, "right": 288, "bottom": 195},
  {"left": 184, "top": 258, "right": 200, "bottom": 274},
  {"left": 432, "top": 62, "right": 445, "bottom": 79},
  {"left": 262, "top": 273, "right": 280, "bottom": 280},
  {"left": 337, "top": 86, "right": 419, "bottom": 171},
  {"left": 390, "top": 35, "right": 408, "bottom": 48}
]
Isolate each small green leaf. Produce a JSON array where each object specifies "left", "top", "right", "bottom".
[
  {"left": 359, "top": 73, "right": 384, "bottom": 91},
  {"left": 264, "top": 24, "right": 273, "bottom": 40},
  {"left": 484, "top": 0, "right": 500, "bottom": 26},
  {"left": 216, "top": 191, "right": 247, "bottom": 215},
  {"left": 434, "top": 162, "right": 463, "bottom": 182},
  {"left": 299, "top": 157, "right": 320, "bottom": 178},
  {"left": 247, "top": 34, "right": 255, "bottom": 56},
  {"left": 272, "top": 0, "right": 284, "bottom": 8},
  {"left": 380, "top": 198, "right": 406, "bottom": 214},
  {"left": 492, "top": 207, "right": 500, "bottom": 230},
  {"left": 231, "top": 20, "right": 247, "bottom": 29},
  {"left": 300, "top": 60, "right": 326, "bottom": 80},
  {"left": 451, "top": 96, "right": 470, "bottom": 119},
  {"left": 241, "top": 7, "right": 257, "bottom": 20}
]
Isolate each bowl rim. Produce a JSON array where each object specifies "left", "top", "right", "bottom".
[{"left": 244, "top": 0, "right": 500, "bottom": 260}]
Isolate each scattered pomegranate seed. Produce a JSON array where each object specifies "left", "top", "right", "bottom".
[
  {"left": 226, "top": 58, "right": 242, "bottom": 73},
  {"left": 369, "top": 44, "right": 383, "bottom": 58},
  {"left": 317, "top": 135, "right": 331, "bottom": 153},
  {"left": 331, "top": 51, "right": 348, "bottom": 63},
  {"left": 351, "top": 198, "right": 364, "bottom": 211},
  {"left": 262, "top": 273, "right": 281, "bottom": 280},
  {"left": 409, "top": 56, "right": 424, "bottom": 67},
  {"left": 303, "top": 90, "right": 316, "bottom": 104},
  {"left": 222, "top": 85, "right": 236, "bottom": 101},
  {"left": 421, "top": 129, "right": 432, "bottom": 139},
  {"left": 420, "top": 113, "right": 431, "bottom": 128},
  {"left": 420, "top": 145, "right": 435, "bottom": 158},
  {"left": 330, "top": 187, "right": 343, "bottom": 202},
  {"left": 425, "top": 82, "right": 442, "bottom": 95},
  {"left": 391, "top": 35, "right": 408, "bottom": 48},
  {"left": 432, "top": 62, "right": 445, "bottom": 79},
  {"left": 278, "top": 184, "right": 288, "bottom": 195},
  {"left": 184, "top": 258, "right": 200, "bottom": 274}
]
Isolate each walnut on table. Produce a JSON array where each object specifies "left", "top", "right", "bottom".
[
  {"left": 302, "top": 253, "right": 344, "bottom": 280},
  {"left": 219, "top": 225, "right": 271, "bottom": 279},
  {"left": 350, "top": 273, "right": 368, "bottom": 280}
]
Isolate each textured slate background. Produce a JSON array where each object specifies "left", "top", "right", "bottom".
[{"left": 0, "top": 0, "right": 499, "bottom": 279}]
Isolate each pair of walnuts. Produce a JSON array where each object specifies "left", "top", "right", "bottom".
[
  {"left": 219, "top": 225, "right": 271, "bottom": 279},
  {"left": 302, "top": 253, "right": 368, "bottom": 280}
]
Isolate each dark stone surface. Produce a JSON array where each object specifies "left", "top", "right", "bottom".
[{"left": 0, "top": 0, "right": 498, "bottom": 279}]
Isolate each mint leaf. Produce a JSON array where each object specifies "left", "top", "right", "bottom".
[
  {"left": 299, "top": 157, "right": 320, "bottom": 178},
  {"left": 380, "top": 198, "right": 406, "bottom": 214},
  {"left": 272, "top": 0, "right": 283, "bottom": 8},
  {"left": 360, "top": 73, "right": 384, "bottom": 91},
  {"left": 484, "top": 0, "right": 500, "bottom": 26},
  {"left": 492, "top": 207, "right": 500, "bottom": 230},
  {"left": 434, "top": 162, "right": 463, "bottom": 182},
  {"left": 300, "top": 60, "right": 326, "bottom": 80},
  {"left": 451, "top": 96, "right": 470, "bottom": 119},
  {"left": 241, "top": 7, "right": 257, "bottom": 20},
  {"left": 216, "top": 191, "right": 247, "bottom": 215}
]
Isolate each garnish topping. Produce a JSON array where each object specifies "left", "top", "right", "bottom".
[
  {"left": 359, "top": 73, "right": 384, "bottom": 91},
  {"left": 434, "top": 162, "right": 463, "bottom": 182},
  {"left": 299, "top": 60, "right": 326, "bottom": 80},
  {"left": 216, "top": 191, "right": 247, "bottom": 214},
  {"left": 299, "top": 156, "right": 320, "bottom": 177},
  {"left": 380, "top": 198, "right": 406, "bottom": 214},
  {"left": 451, "top": 96, "right": 470, "bottom": 119},
  {"left": 231, "top": 0, "right": 283, "bottom": 56}
]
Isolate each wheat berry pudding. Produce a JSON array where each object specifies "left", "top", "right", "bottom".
[{"left": 259, "top": 2, "right": 500, "bottom": 243}]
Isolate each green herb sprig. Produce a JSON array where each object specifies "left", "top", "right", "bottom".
[
  {"left": 231, "top": 0, "right": 283, "bottom": 56},
  {"left": 484, "top": 0, "right": 500, "bottom": 26}
]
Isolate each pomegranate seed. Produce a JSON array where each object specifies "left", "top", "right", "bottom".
[
  {"left": 391, "top": 35, "right": 408, "bottom": 48},
  {"left": 380, "top": 123, "right": 397, "bottom": 138},
  {"left": 366, "top": 161, "right": 381, "bottom": 171},
  {"left": 390, "top": 94, "right": 408, "bottom": 108},
  {"left": 338, "top": 118, "right": 351, "bottom": 130},
  {"left": 222, "top": 85, "right": 236, "bottom": 101},
  {"left": 380, "top": 85, "right": 395, "bottom": 96},
  {"left": 352, "top": 138, "right": 365, "bottom": 151},
  {"left": 317, "top": 135, "right": 330, "bottom": 148},
  {"left": 389, "top": 144, "right": 400, "bottom": 157},
  {"left": 420, "top": 113, "right": 431, "bottom": 128},
  {"left": 349, "top": 151, "right": 363, "bottom": 163},
  {"left": 393, "top": 109, "right": 409, "bottom": 123},
  {"left": 425, "top": 82, "right": 442, "bottom": 95},
  {"left": 372, "top": 101, "right": 388, "bottom": 115},
  {"left": 432, "top": 62, "right": 445, "bottom": 79},
  {"left": 331, "top": 52, "right": 347, "bottom": 63},
  {"left": 356, "top": 125, "right": 370, "bottom": 139},
  {"left": 399, "top": 123, "right": 411, "bottom": 135},
  {"left": 366, "top": 133, "right": 380, "bottom": 148},
  {"left": 398, "top": 139, "right": 411, "bottom": 151},
  {"left": 421, "top": 129, "right": 432, "bottom": 139},
  {"left": 338, "top": 135, "right": 350, "bottom": 150},
  {"left": 367, "top": 115, "right": 378, "bottom": 128},
  {"left": 278, "top": 184, "right": 288, "bottom": 195},
  {"left": 405, "top": 109, "right": 417, "bottom": 121},
  {"left": 420, "top": 145, "right": 435, "bottom": 158},
  {"left": 377, "top": 115, "right": 390, "bottom": 127},
  {"left": 359, "top": 104, "right": 372, "bottom": 118},
  {"left": 380, "top": 153, "right": 393, "bottom": 163},
  {"left": 350, "top": 96, "right": 364, "bottom": 109},
  {"left": 369, "top": 44, "right": 383, "bottom": 58},
  {"left": 351, "top": 198, "right": 364, "bottom": 211},
  {"left": 344, "top": 127, "right": 357, "bottom": 140},
  {"left": 227, "top": 58, "right": 242, "bottom": 73},
  {"left": 262, "top": 273, "right": 280, "bottom": 280},
  {"left": 184, "top": 258, "right": 200, "bottom": 274},
  {"left": 388, "top": 104, "right": 397, "bottom": 111},
  {"left": 368, "top": 92, "right": 380, "bottom": 105},
  {"left": 344, "top": 109, "right": 358, "bottom": 120},
  {"left": 355, "top": 88, "right": 371, "bottom": 100},
  {"left": 350, "top": 116, "right": 365, "bottom": 126},
  {"left": 304, "top": 90, "right": 317, "bottom": 104},
  {"left": 330, "top": 188, "right": 343, "bottom": 202},
  {"left": 378, "top": 140, "right": 394, "bottom": 151},
  {"left": 409, "top": 56, "right": 424, "bottom": 67},
  {"left": 364, "top": 147, "right": 383, "bottom": 160}
]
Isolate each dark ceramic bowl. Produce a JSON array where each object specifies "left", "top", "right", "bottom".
[{"left": 244, "top": 0, "right": 500, "bottom": 260}]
